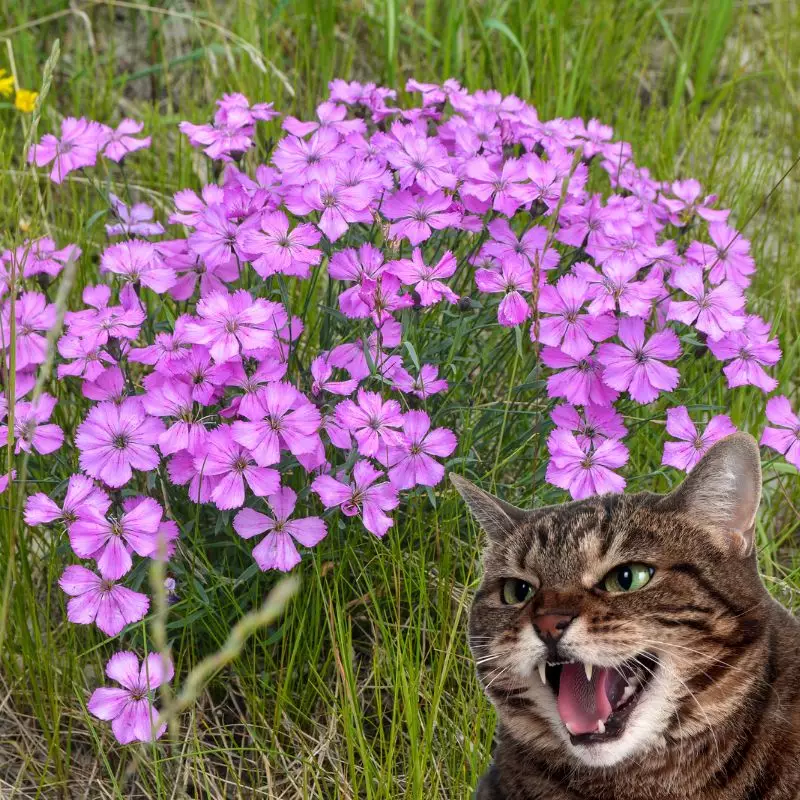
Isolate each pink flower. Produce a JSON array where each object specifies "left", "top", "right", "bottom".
[
  {"left": 0, "top": 393, "right": 63, "bottom": 455},
  {"left": 184, "top": 290, "right": 281, "bottom": 364},
  {"left": 525, "top": 155, "right": 563, "bottom": 214},
  {"left": 233, "top": 487, "right": 327, "bottom": 571},
  {"left": 64, "top": 283, "right": 145, "bottom": 344},
  {"left": 2, "top": 291, "right": 56, "bottom": 369},
  {"left": 282, "top": 101, "right": 365, "bottom": 138},
  {"left": 310, "top": 356, "right": 358, "bottom": 397},
  {"left": 707, "top": 321, "right": 781, "bottom": 393},
  {"left": 27, "top": 117, "right": 105, "bottom": 183},
  {"left": 572, "top": 258, "right": 663, "bottom": 319},
  {"left": 193, "top": 427, "right": 280, "bottom": 510},
  {"left": 56, "top": 335, "right": 116, "bottom": 381},
  {"left": 475, "top": 260, "right": 532, "bottom": 327},
  {"left": 578, "top": 119, "right": 614, "bottom": 159},
  {"left": 462, "top": 157, "right": 533, "bottom": 216},
  {"left": 660, "top": 179, "right": 728, "bottom": 226},
  {"left": 59, "top": 565, "right": 149, "bottom": 636},
  {"left": 179, "top": 95, "right": 271, "bottom": 161},
  {"left": 3, "top": 237, "right": 80, "bottom": 279},
  {"left": 334, "top": 389, "right": 404, "bottom": 458},
  {"left": 482, "top": 220, "right": 559, "bottom": 271},
  {"left": 385, "top": 127, "right": 456, "bottom": 192},
  {"left": 391, "top": 364, "right": 448, "bottom": 398},
  {"left": 128, "top": 316, "right": 193, "bottom": 375},
  {"left": 75, "top": 399, "right": 165, "bottom": 488},
  {"left": 597, "top": 318, "right": 680, "bottom": 404},
  {"left": 380, "top": 411, "right": 457, "bottom": 489},
  {"left": 312, "top": 460, "right": 399, "bottom": 538},
  {"left": 387, "top": 249, "right": 458, "bottom": 306},
  {"left": 329, "top": 244, "right": 387, "bottom": 318},
  {"left": 536, "top": 274, "right": 617, "bottom": 358},
  {"left": 106, "top": 194, "right": 164, "bottom": 238},
  {"left": 232, "top": 382, "right": 321, "bottom": 466},
  {"left": 273, "top": 129, "right": 353, "bottom": 184},
  {"left": 25, "top": 474, "right": 111, "bottom": 528},
  {"left": 100, "top": 240, "right": 176, "bottom": 293},
  {"left": 382, "top": 190, "right": 461, "bottom": 245},
  {"left": 286, "top": 165, "right": 374, "bottom": 242},
  {"left": 541, "top": 347, "right": 619, "bottom": 407},
  {"left": 761, "top": 396, "right": 800, "bottom": 470},
  {"left": 88, "top": 652, "right": 173, "bottom": 744},
  {"left": 550, "top": 403, "right": 626, "bottom": 450},
  {"left": 239, "top": 211, "right": 322, "bottom": 279},
  {"left": 686, "top": 223, "right": 755, "bottom": 288},
  {"left": 357, "top": 273, "right": 415, "bottom": 323},
  {"left": 662, "top": 407, "right": 737, "bottom": 472},
  {"left": 666, "top": 266, "right": 744, "bottom": 340},
  {"left": 141, "top": 377, "right": 207, "bottom": 456},
  {"left": 101, "top": 119, "right": 151, "bottom": 162},
  {"left": 69, "top": 497, "right": 165, "bottom": 580},
  {"left": 546, "top": 429, "right": 628, "bottom": 499},
  {"left": 188, "top": 205, "right": 244, "bottom": 270}
]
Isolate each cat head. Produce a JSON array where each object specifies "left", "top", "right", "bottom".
[{"left": 454, "top": 433, "right": 766, "bottom": 768}]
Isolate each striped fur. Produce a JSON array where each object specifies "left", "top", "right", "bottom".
[{"left": 456, "top": 436, "right": 800, "bottom": 799}]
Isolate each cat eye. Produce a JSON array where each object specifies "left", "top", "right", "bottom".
[
  {"left": 501, "top": 578, "right": 535, "bottom": 605},
  {"left": 599, "top": 563, "right": 654, "bottom": 594}
]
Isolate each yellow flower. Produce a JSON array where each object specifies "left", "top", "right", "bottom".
[
  {"left": 14, "top": 89, "right": 37, "bottom": 113},
  {"left": 0, "top": 69, "right": 14, "bottom": 98}
]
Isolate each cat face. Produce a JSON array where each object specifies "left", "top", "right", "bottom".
[{"left": 456, "top": 433, "right": 765, "bottom": 768}]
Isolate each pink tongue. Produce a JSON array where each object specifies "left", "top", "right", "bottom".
[{"left": 556, "top": 664, "right": 613, "bottom": 736}]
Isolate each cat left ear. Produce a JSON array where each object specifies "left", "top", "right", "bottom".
[
  {"left": 658, "top": 432, "right": 762, "bottom": 557},
  {"left": 450, "top": 474, "right": 528, "bottom": 541}
]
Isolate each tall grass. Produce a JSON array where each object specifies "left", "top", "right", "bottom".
[{"left": 0, "top": 1, "right": 798, "bottom": 797}]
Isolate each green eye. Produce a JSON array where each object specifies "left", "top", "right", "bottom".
[
  {"left": 501, "top": 579, "right": 535, "bottom": 605},
  {"left": 600, "top": 563, "right": 654, "bottom": 594}
]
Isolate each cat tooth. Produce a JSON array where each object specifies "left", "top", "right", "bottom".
[
  {"left": 538, "top": 662, "right": 547, "bottom": 685},
  {"left": 621, "top": 684, "right": 636, "bottom": 703},
  {"left": 584, "top": 662, "right": 593, "bottom": 681},
  {"left": 565, "top": 722, "right": 576, "bottom": 735},
  {"left": 596, "top": 719, "right": 606, "bottom": 735}
]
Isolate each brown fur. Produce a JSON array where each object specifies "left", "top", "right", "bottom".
[{"left": 454, "top": 434, "right": 800, "bottom": 799}]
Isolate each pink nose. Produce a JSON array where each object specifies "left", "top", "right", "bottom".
[{"left": 532, "top": 613, "right": 575, "bottom": 642}]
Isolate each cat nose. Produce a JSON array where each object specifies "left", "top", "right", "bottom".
[{"left": 532, "top": 612, "right": 576, "bottom": 642}]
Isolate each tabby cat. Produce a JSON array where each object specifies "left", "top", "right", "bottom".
[{"left": 452, "top": 433, "right": 800, "bottom": 799}]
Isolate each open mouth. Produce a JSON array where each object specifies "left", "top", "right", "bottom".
[{"left": 538, "top": 654, "right": 658, "bottom": 745}]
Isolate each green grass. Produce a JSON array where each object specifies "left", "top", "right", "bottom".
[{"left": 1, "top": 1, "right": 799, "bottom": 797}]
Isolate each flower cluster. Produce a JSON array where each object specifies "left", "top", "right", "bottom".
[{"left": 9, "top": 78, "right": 797, "bottom": 744}]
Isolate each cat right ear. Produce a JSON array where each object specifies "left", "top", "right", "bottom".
[
  {"left": 658, "top": 432, "right": 762, "bottom": 557},
  {"left": 450, "top": 474, "right": 527, "bottom": 541}
]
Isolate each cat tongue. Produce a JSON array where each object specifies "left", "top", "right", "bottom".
[{"left": 556, "top": 664, "right": 615, "bottom": 736}]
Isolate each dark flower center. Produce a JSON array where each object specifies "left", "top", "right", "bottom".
[{"left": 112, "top": 433, "right": 130, "bottom": 449}]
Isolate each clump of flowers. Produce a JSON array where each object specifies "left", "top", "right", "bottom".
[{"left": 7, "top": 78, "right": 795, "bottom": 745}]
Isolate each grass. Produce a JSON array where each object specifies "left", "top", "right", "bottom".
[{"left": 1, "top": 0, "right": 799, "bottom": 797}]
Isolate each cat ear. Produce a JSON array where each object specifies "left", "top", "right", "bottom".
[
  {"left": 450, "top": 474, "right": 528, "bottom": 541},
  {"left": 659, "top": 432, "right": 762, "bottom": 556}
]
